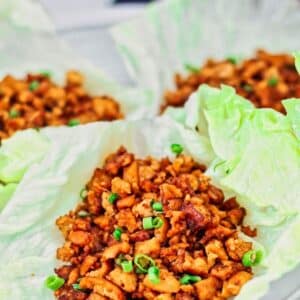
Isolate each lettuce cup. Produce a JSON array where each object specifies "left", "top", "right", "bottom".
[
  {"left": 0, "top": 85, "right": 299, "bottom": 299},
  {"left": 112, "top": 0, "right": 300, "bottom": 113},
  {"left": 0, "top": 0, "right": 153, "bottom": 135}
]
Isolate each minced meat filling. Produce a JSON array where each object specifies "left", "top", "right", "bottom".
[
  {"left": 0, "top": 70, "right": 123, "bottom": 139},
  {"left": 164, "top": 49, "right": 300, "bottom": 113},
  {"left": 53, "top": 147, "right": 256, "bottom": 300}
]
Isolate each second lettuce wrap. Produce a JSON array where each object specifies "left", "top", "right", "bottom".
[
  {"left": 112, "top": 0, "right": 300, "bottom": 110},
  {"left": 0, "top": 0, "right": 153, "bottom": 209}
]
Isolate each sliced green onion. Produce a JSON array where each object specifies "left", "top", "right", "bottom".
[
  {"left": 40, "top": 70, "right": 52, "bottom": 78},
  {"left": 226, "top": 56, "right": 239, "bottom": 65},
  {"left": 184, "top": 63, "right": 199, "bottom": 73},
  {"left": 108, "top": 193, "right": 119, "bottom": 204},
  {"left": 80, "top": 188, "right": 87, "bottom": 200},
  {"left": 134, "top": 254, "right": 155, "bottom": 273},
  {"left": 72, "top": 283, "right": 81, "bottom": 290},
  {"left": 148, "top": 266, "right": 160, "bottom": 284},
  {"left": 267, "top": 76, "right": 278, "bottom": 87},
  {"left": 143, "top": 217, "right": 154, "bottom": 230},
  {"left": 9, "top": 109, "right": 20, "bottom": 118},
  {"left": 143, "top": 217, "right": 163, "bottom": 229},
  {"left": 152, "top": 202, "right": 163, "bottom": 212},
  {"left": 44, "top": 275, "right": 65, "bottom": 291},
  {"left": 171, "top": 143, "right": 183, "bottom": 155},
  {"left": 180, "top": 274, "right": 201, "bottom": 285},
  {"left": 68, "top": 119, "right": 80, "bottom": 127},
  {"left": 152, "top": 217, "right": 163, "bottom": 229},
  {"left": 29, "top": 80, "right": 39, "bottom": 91},
  {"left": 113, "top": 228, "right": 122, "bottom": 241},
  {"left": 77, "top": 210, "right": 90, "bottom": 218},
  {"left": 121, "top": 260, "right": 133, "bottom": 273},
  {"left": 242, "top": 250, "right": 263, "bottom": 267},
  {"left": 243, "top": 84, "right": 253, "bottom": 92}
]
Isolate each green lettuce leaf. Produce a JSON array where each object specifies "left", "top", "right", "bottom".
[
  {"left": 167, "top": 84, "right": 300, "bottom": 299},
  {"left": 0, "top": 130, "right": 49, "bottom": 183},
  {"left": 284, "top": 99, "right": 300, "bottom": 139},
  {"left": 0, "top": 183, "right": 17, "bottom": 211},
  {"left": 0, "top": 130, "right": 49, "bottom": 211},
  {"left": 0, "top": 117, "right": 214, "bottom": 299}
]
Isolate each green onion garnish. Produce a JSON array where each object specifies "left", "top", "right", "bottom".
[
  {"left": 72, "top": 283, "right": 81, "bottom": 290},
  {"left": 9, "top": 109, "right": 20, "bottom": 118},
  {"left": 243, "top": 84, "right": 253, "bottom": 92},
  {"left": 226, "top": 56, "right": 239, "bottom": 65},
  {"left": 152, "top": 217, "right": 163, "bottom": 228},
  {"left": 68, "top": 119, "right": 80, "bottom": 127},
  {"left": 40, "top": 70, "right": 52, "bottom": 78},
  {"left": 171, "top": 143, "right": 183, "bottom": 155},
  {"left": 152, "top": 202, "right": 163, "bottom": 212},
  {"left": 44, "top": 275, "right": 65, "bottom": 291},
  {"left": 121, "top": 260, "right": 133, "bottom": 273},
  {"left": 108, "top": 193, "right": 119, "bottom": 204},
  {"left": 29, "top": 80, "right": 39, "bottom": 91},
  {"left": 242, "top": 250, "right": 263, "bottom": 267},
  {"left": 148, "top": 266, "right": 160, "bottom": 284},
  {"left": 142, "top": 217, "right": 163, "bottom": 230},
  {"left": 184, "top": 63, "right": 200, "bottom": 73},
  {"left": 267, "top": 76, "right": 278, "bottom": 87},
  {"left": 80, "top": 188, "right": 87, "bottom": 200},
  {"left": 134, "top": 254, "right": 155, "bottom": 273},
  {"left": 180, "top": 274, "right": 201, "bottom": 285},
  {"left": 113, "top": 228, "right": 122, "bottom": 241},
  {"left": 143, "top": 217, "right": 153, "bottom": 230}
]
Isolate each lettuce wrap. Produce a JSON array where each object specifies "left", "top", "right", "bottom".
[
  {"left": 166, "top": 84, "right": 300, "bottom": 299},
  {"left": 112, "top": 0, "right": 300, "bottom": 110},
  {"left": 0, "top": 0, "right": 153, "bottom": 209},
  {"left": 0, "top": 84, "right": 299, "bottom": 299}
]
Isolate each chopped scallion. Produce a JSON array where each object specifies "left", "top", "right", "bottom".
[
  {"left": 80, "top": 188, "right": 87, "bottom": 200},
  {"left": 267, "top": 76, "right": 278, "bottom": 87},
  {"left": 68, "top": 119, "right": 80, "bottom": 127},
  {"left": 226, "top": 55, "right": 239, "bottom": 65},
  {"left": 184, "top": 63, "right": 200, "bottom": 73},
  {"left": 148, "top": 266, "right": 160, "bottom": 284},
  {"left": 142, "top": 217, "right": 163, "bottom": 230},
  {"left": 40, "top": 70, "right": 52, "bottom": 78},
  {"left": 180, "top": 274, "right": 201, "bottom": 285},
  {"left": 108, "top": 193, "right": 119, "bottom": 204},
  {"left": 242, "top": 250, "right": 263, "bottom": 267},
  {"left": 9, "top": 109, "right": 20, "bottom": 118},
  {"left": 121, "top": 260, "right": 133, "bottom": 273},
  {"left": 152, "top": 202, "right": 163, "bottom": 212},
  {"left": 134, "top": 254, "right": 155, "bottom": 273},
  {"left": 113, "top": 228, "right": 122, "bottom": 241},
  {"left": 44, "top": 275, "right": 65, "bottom": 291},
  {"left": 171, "top": 143, "right": 183, "bottom": 155},
  {"left": 29, "top": 80, "right": 39, "bottom": 91}
]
